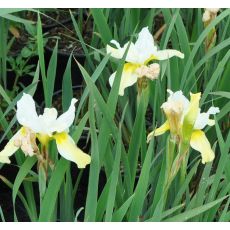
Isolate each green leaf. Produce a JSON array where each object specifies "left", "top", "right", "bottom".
[
  {"left": 128, "top": 141, "right": 153, "bottom": 221},
  {"left": 46, "top": 40, "right": 58, "bottom": 107},
  {"left": 39, "top": 159, "right": 69, "bottom": 221},
  {"left": 164, "top": 195, "right": 228, "bottom": 221},
  {"left": 62, "top": 53, "right": 73, "bottom": 111},
  {"left": 91, "top": 9, "right": 112, "bottom": 45},
  {"left": 112, "top": 194, "right": 135, "bottom": 222},
  {"left": 104, "top": 131, "right": 122, "bottom": 221},
  {"left": 84, "top": 96, "right": 100, "bottom": 221},
  {"left": 12, "top": 157, "right": 37, "bottom": 221}
]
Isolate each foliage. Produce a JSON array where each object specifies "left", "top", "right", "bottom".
[{"left": 0, "top": 8, "right": 230, "bottom": 222}]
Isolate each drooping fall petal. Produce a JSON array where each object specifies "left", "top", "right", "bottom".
[
  {"left": 109, "top": 63, "right": 139, "bottom": 96},
  {"left": 0, "top": 130, "right": 21, "bottom": 163},
  {"left": 190, "top": 130, "right": 215, "bottom": 164},
  {"left": 147, "top": 121, "right": 170, "bottom": 143},
  {"left": 154, "top": 49, "right": 184, "bottom": 60},
  {"left": 54, "top": 132, "right": 91, "bottom": 168}
]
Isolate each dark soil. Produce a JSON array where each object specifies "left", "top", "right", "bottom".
[
  {"left": 24, "top": 9, "right": 78, "bottom": 28},
  {"left": 46, "top": 23, "right": 92, "bottom": 56},
  {"left": 8, "top": 29, "right": 30, "bottom": 56}
]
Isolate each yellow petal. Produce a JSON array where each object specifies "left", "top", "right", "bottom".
[
  {"left": 182, "top": 92, "right": 201, "bottom": 141},
  {"left": 190, "top": 130, "right": 215, "bottom": 164},
  {"left": 143, "top": 54, "right": 158, "bottom": 65},
  {"left": 54, "top": 132, "right": 91, "bottom": 168},
  {"left": 0, "top": 129, "right": 21, "bottom": 164},
  {"left": 109, "top": 63, "right": 140, "bottom": 96},
  {"left": 147, "top": 121, "right": 170, "bottom": 143}
]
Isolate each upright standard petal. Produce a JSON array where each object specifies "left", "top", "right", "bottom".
[
  {"left": 38, "top": 108, "right": 58, "bottom": 135},
  {"left": 154, "top": 49, "right": 184, "bottom": 60},
  {"left": 0, "top": 130, "right": 21, "bottom": 163},
  {"left": 16, "top": 93, "right": 41, "bottom": 132},
  {"left": 190, "top": 130, "right": 215, "bottom": 164},
  {"left": 134, "top": 27, "right": 157, "bottom": 64},
  {"left": 54, "top": 132, "right": 91, "bottom": 168},
  {"left": 163, "top": 90, "right": 190, "bottom": 116},
  {"left": 109, "top": 63, "right": 139, "bottom": 96},
  {"left": 53, "top": 99, "right": 78, "bottom": 133},
  {"left": 182, "top": 93, "right": 201, "bottom": 141},
  {"left": 147, "top": 121, "right": 170, "bottom": 143},
  {"left": 161, "top": 90, "right": 190, "bottom": 134}
]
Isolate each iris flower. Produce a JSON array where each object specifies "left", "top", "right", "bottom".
[
  {"left": 147, "top": 90, "right": 219, "bottom": 164},
  {"left": 0, "top": 93, "right": 91, "bottom": 168},
  {"left": 106, "top": 27, "right": 184, "bottom": 96}
]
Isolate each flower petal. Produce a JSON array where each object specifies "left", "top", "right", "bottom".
[
  {"left": 134, "top": 27, "right": 157, "bottom": 64},
  {"left": 154, "top": 49, "right": 184, "bottom": 60},
  {"left": 0, "top": 130, "right": 21, "bottom": 164},
  {"left": 147, "top": 121, "right": 170, "bottom": 143},
  {"left": 162, "top": 90, "right": 190, "bottom": 114},
  {"left": 38, "top": 108, "right": 58, "bottom": 135},
  {"left": 194, "top": 106, "right": 220, "bottom": 130},
  {"left": 190, "top": 130, "right": 215, "bottom": 164},
  {"left": 16, "top": 93, "right": 41, "bottom": 132},
  {"left": 106, "top": 39, "right": 124, "bottom": 59},
  {"left": 53, "top": 99, "right": 78, "bottom": 133},
  {"left": 54, "top": 132, "right": 91, "bottom": 168},
  {"left": 106, "top": 40, "right": 139, "bottom": 63},
  {"left": 182, "top": 92, "right": 201, "bottom": 141},
  {"left": 40, "top": 108, "right": 58, "bottom": 124},
  {"left": 109, "top": 63, "right": 139, "bottom": 96}
]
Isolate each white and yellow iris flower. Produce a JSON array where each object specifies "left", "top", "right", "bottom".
[
  {"left": 106, "top": 27, "right": 184, "bottom": 96},
  {"left": 147, "top": 90, "right": 220, "bottom": 164},
  {"left": 0, "top": 93, "right": 91, "bottom": 168}
]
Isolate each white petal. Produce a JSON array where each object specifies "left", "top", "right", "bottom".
[
  {"left": 37, "top": 108, "right": 58, "bottom": 134},
  {"left": 109, "top": 63, "right": 139, "bottom": 96},
  {"left": 163, "top": 90, "right": 190, "bottom": 112},
  {"left": 110, "top": 39, "right": 121, "bottom": 49},
  {"left": 106, "top": 41, "right": 139, "bottom": 63},
  {"left": 207, "top": 107, "right": 220, "bottom": 115},
  {"left": 0, "top": 130, "right": 21, "bottom": 164},
  {"left": 54, "top": 132, "right": 91, "bottom": 168},
  {"left": 109, "top": 72, "right": 116, "bottom": 87},
  {"left": 154, "top": 49, "right": 184, "bottom": 60},
  {"left": 53, "top": 98, "right": 78, "bottom": 133},
  {"left": 194, "top": 106, "right": 220, "bottom": 130},
  {"left": 203, "top": 10, "right": 211, "bottom": 22},
  {"left": 40, "top": 108, "right": 58, "bottom": 123},
  {"left": 106, "top": 39, "right": 124, "bottom": 59},
  {"left": 161, "top": 90, "right": 190, "bottom": 125},
  {"left": 134, "top": 27, "right": 157, "bottom": 63},
  {"left": 16, "top": 93, "right": 41, "bottom": 132}
]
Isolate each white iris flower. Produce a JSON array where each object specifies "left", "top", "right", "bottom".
[
  {"left": 107, "top": 27, "right": 184, "bottom": 96},
  {"left": 0, "top": 93, "right": 91, "bottom": 168}
]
